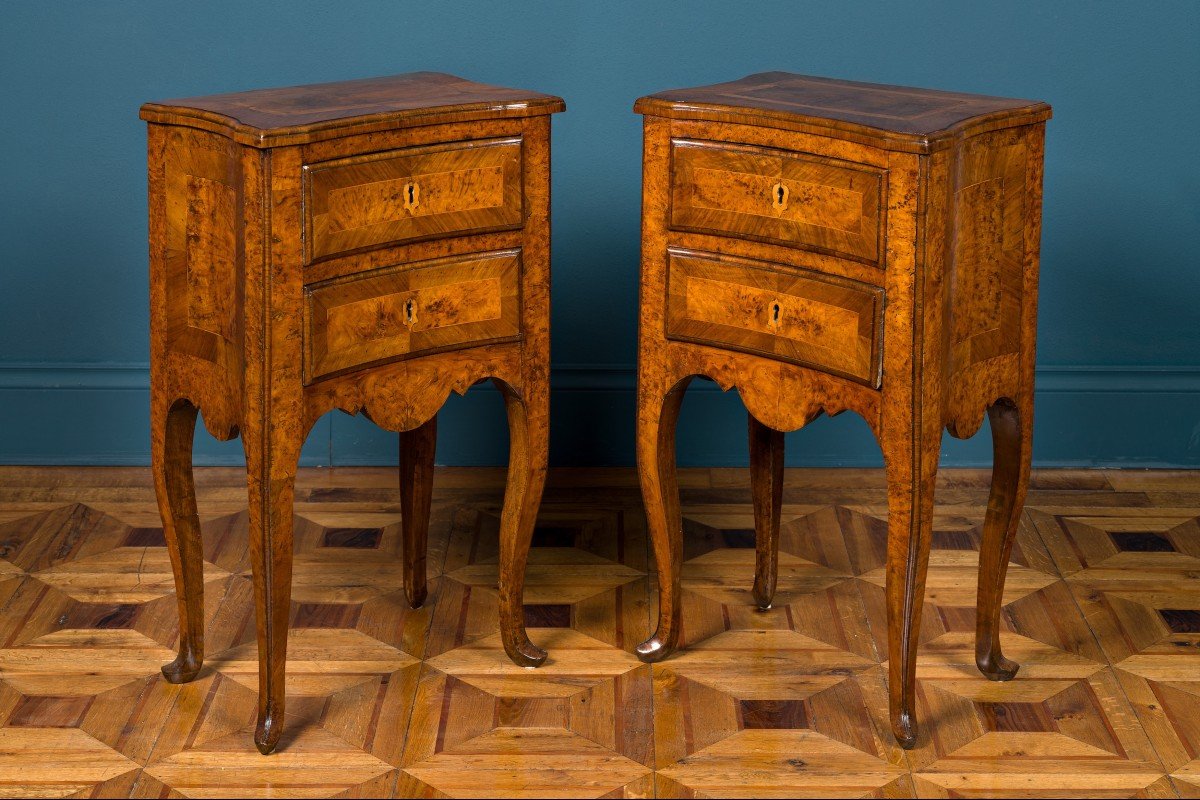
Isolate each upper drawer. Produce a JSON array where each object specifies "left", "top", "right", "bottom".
[
  {"left": 669, "top": 139, "right": 884, "bottom": 264},
  {"left": 303, "top": 137, "right": 524, "bottom": 263}
]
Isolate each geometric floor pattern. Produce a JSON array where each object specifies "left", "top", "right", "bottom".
[{"left": 0, "top": 466, "right": 1196, "bottom": 797}]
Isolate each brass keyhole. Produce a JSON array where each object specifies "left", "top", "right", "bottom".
[
  {"left": 404, "top": 298, "right": 416, "bottom": 326},
  {"left": 771, "top": 182, "right": 789, "bottom": 211},
  {"left": 771, "top": 302, "right": 781, "bottom": 326},
  {"left": 404, "top": 181, "right": 420, "bottom": 211}
]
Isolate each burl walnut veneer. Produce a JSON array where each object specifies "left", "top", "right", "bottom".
[
  {"left": 142, "top": 73, "right": 564, "bottom": 753},
  {"left": 632, "top": 72, "right": 1051, "bottom": 748}
]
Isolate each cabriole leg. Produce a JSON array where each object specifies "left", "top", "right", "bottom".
[
  {"left": 635, "top": 377, "right": 691, "bottom": 663},
  {"left": 882, "top": 428, "right": 940, "bottom": 749},
  {"left": 400, "top": 415, "right": 437, "bottom": 609},
  {"left": 975, "top": 399, "right": 1031, "bottom": 680},
  {"left": 494, "top": 377, "right": 549, "bottom": 668},
  {"left": 243, "top": 427, "right": 302, "bottom": 755},
  {"left": 152, "top": 396, "right": 205, "bottom": 684},
  {"left": 749, "top": 413, "right": 785, "bottom": 610}
]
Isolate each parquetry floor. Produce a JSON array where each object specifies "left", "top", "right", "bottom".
[{"left": 0, "top": 466, "right": 1197, "bottom": 798}]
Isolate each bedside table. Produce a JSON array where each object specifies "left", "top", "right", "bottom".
[
  {"left": 632, "top": 72, "right": 1050, "bottom": 748},
  {"left": 141, "top": 72, "right": 564, "bottom": 753}
]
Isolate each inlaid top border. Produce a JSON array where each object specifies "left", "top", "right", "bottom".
[
  {"left": 141, "top": 72, "right": 565, "bottom": 148},
  {"left": 636, "top": 72, "right": 1050, "bottom": 153}
]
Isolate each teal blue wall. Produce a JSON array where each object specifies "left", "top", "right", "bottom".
[{"left": 1, "top": 1, "right": 1197, "bottom": 467}]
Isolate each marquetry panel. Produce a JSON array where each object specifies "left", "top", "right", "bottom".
[
  {"left": 146, "top": 725, "right": 398, "bottom": 797},
  {"left": 303, "top": 136, "right": 524, "bottom": 263},
  {"left": 404, "top": 503, "right": 655, "bottom": 798},
  {"left": 402, "top": 724, "right": 653, "bottom": 798},
  {"left": 0, "top": 467, "right": 1195, "bottom": 797},
  {"left": 666, "top": 248, "right": 883, "bottom": 385},
  {"left": 949, "top": 128, "right": 1029, "bottom": 373},
  {"left": 303, "top": 249, "right": 521, "bottom": 383},
  {"left": 33, "top": 547, "right": 230, "bottom": 604},
  {"left": 0, "top": 727, "right": 139, "bottom": 798},
  {"left": 669, "top": 138, "right": 884, "bottom": 263},
  {"left": 426, "top": 503, "right": 651, "bottom": 661},
  {"left": 161, "top": 127, "right": 242, "bottom": 366},
  {"left": 1027, "top": 502, "right": 1200, "bottom": 796}
]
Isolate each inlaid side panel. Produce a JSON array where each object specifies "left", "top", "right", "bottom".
[
  {"left": 304, "top": 249, "right": 522, "bottom": 383},
  {"left": 303, "top": 137, "right": 524, "bottom": 263},
  {"left": 669, "top": 139, "right": 884, "bottom": 264},
  {"left": 666, "top": 249, "right": 883, "bottom": 386},
  {"left": 161, "top": 127, "right": 243, "bottom": 368},
  {"left": 948, "top": 129, "right": 1028, "bottom": 373},
  {"left": 183, "top": 177, "right": 237, "bottom": 338}
]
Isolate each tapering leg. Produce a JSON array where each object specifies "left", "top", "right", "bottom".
[
  {"left": 152, "top": 396, "right": 205, "bottom": 684},
  {"left": 975, "top": 399, "right": 1031, "bottom": 680},
  {"left": 494, "top": 377, "right": 549, "bottom": 668},
  {"left": 635, "top": 377, "right": 691, "bottom": 662},
  {"left": 882, "top": 430, "right": 940, "bottom": 749},
  {"left": 749, "top": 414, "right": 785, "bottom": 610},
  {"left": 400, "top": 415, "right": 437, "bottom": 609},
  {"left": 243, "top": 428, "right": 302, "bottom": 755}
]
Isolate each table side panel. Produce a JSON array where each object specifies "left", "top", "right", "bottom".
[
  {"left": 149, "top": 123, "right": 256, "bottom": 436},
  {"left": 943, "top": 123, "right": 1046, "bottom": 437}
]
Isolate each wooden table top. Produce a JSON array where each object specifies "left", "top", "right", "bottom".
[
  {"left": 636, "top": 72, "right": 1050, "bottom": 152},
  {"left": 140, "top": 71, "right": 565, "bottom": 148}
]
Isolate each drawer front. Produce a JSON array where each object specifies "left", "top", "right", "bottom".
[
  {"left": 304, "top": 249, "right": 521, "bottom": 382},
  {"left": 669, "top": 139, "right": 884, "bottom": 264},
  {"left": 304, "top": 137, "right": 524, "bottom": 263},
  {"left": 666, "top": 249, "right": 883, "bottom": 386}
]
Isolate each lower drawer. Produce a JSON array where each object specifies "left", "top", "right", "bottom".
[
  {"left": 304, "top": 249, "right": 521, "bottom": 383},
  {"left": 665, "top": 248, "right": 883, "bottom": 386}
]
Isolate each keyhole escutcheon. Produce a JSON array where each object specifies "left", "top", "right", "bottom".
[
  {"left": 404, "top": 181, "right": 420, "bottom": 211},
  {"left": 771, "top": 182, "right": 789, "bottom": 211},
  {"left": 404, "top": 298, "right": 416, "bottom": 326},
  {"left": 770, "top": 301, "right": 781, "bottom": 326}
]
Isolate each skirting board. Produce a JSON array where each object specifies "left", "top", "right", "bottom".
[{"left": 0, "top": 364, "right": 1197, "bottom": 467}]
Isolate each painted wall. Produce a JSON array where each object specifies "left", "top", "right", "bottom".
[{"left": 0, "top": 1, "right": 1197, "bottom": 467}]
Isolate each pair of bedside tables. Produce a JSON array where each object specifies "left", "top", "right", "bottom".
[{"left": 142, "top": 71, "right": 1049, "bottom": 752}]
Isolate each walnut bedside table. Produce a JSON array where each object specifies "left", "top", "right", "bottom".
[
  {"left": 141, "top": 72, "right": 564, "bottom": 753},
  {"left": 631, "top": 72, "right": 1050, "bottom": 748}
]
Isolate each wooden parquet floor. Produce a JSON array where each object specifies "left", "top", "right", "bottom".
[{"left": 0, "top": 466, "right": 1197, "bottom": 798}]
